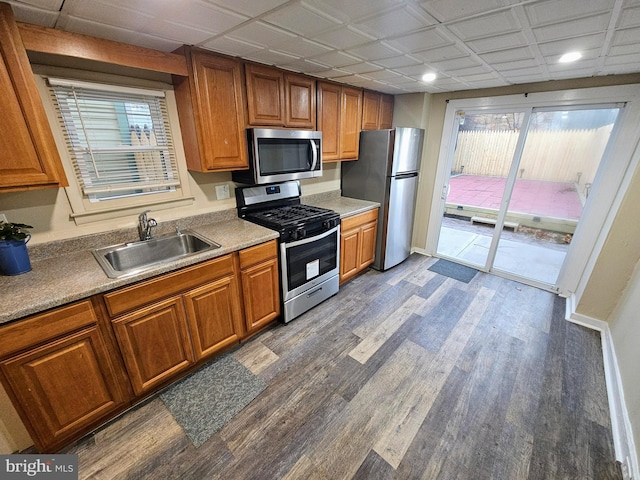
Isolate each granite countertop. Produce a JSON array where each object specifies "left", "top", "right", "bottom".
[{"left": 0, "top": 195, "right": 379, "bottom": 325}]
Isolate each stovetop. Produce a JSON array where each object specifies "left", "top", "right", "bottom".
[{"left": 244, "top": 204, "right": 336, "bottom": 229}]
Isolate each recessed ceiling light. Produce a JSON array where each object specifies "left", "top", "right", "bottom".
[
  {"left": 421, "top": 73, "right": 436, "bottom": 82},
  {"left": 558, "top": 52, "right": 582, "bottom": 63}
]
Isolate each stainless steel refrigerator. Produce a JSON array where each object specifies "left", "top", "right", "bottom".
[{"left": 341, "top": 127, "right": 424, "bottom": 271}]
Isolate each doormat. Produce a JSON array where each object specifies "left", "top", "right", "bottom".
[
  {"left": 160, "top": 354, "right": 266, "bottom": 447},
  {"left": 428, "top": 259, "right": 478, "bottom": 283}
]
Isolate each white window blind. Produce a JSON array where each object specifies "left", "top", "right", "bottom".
[{"left": 48, "top": 77, "right": 181, "bottom": 201}]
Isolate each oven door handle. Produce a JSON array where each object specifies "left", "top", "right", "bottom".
[
  {"left": 282, "top": 224, "right": 339, "bottom": 249},
  {"left": 309, "top": 139, "right": 318, "bottom": 171}
]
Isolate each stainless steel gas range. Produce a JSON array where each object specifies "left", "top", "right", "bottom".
[{"left": 236, "top": 181, "right": 341, "bottom": 323}]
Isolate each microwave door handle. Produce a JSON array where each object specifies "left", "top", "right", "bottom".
[{"left": 309, "top": 139, "right": 318, "bottom": 170}]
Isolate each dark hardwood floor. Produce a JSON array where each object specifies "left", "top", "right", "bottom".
[{"left": 63, "top": 253, "right": 622, "bottom": 479}]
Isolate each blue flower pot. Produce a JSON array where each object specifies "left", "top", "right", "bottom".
[{"left": 0, "top": 236, "right": 32, "bottom": 275}]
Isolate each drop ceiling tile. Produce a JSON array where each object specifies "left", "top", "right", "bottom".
[
  {"left": 155, "top": 3, "right": 248, "bottom": 35},
  {"left": 392, "top": 75, "right": 419, "bottom": 85},
  {"left": 524, "top": 0, "right": 613, "bottom": 27},
  {"left": 547, "top": 58, "right": 598, "bottom": 74},
  {"left": 479, "top": 46, "right": 535, "bottom": 64},
  {"left": 492, "top": 58, "right": 540, "bottom": 72},
  {"left": 618, "top": 6, "right": 640, "bottom": 28},
  {"left": 56, "top": 15, "right": 182, "bottom": 51},
  {"left": 262, "top": 3, "right": 342, "bottom": 37},
  {"left": 61, "top": 0, "right": 153, "bottom": 32},
  {"left": 200, "top": 36, "right": 264, "bottom": 56},
  {"left": 500, "top": 66, "right": 547, "bottom": 78},
  {"left": 388, "top": 27, "right": 452, "bottom": 53},
  {"left": 339, "top": 62, "right": 383, "bottom": 74},
  {"left": 155, "top": 21, "right": 228, "bottom": 45},
  {"left": 17, "top": 0, "right": 64, "bottom": 8},
  {"left": 204, "top": 0, "right": 289, "bottom": 17},
  {"left": 446, "top": 64, "right": 493, "bottom": 77},
  {"left": 608, "top": 43, "right": 640, "bottom": 56},
  {"left": 537, "top": 33, "right": 607, "bottom": 56},
  {"left": 311, "top": 50, "right": 363, "bottom": 67},
  {"left": 501, "top": 72, "right": 549, "bottom": 83},
  {"left": 279, "top": 58, "right": 334, "bottom": 73},
  {"left": 465, "top": 31, "right": 530, "bottom": 53},
  {"left": 7, "top": 2, "right": 59, "bottom": 27},
  {"left": 305, "top": 0, "right": 407, "bottom": 22},
  {"left": 531, "top": 14, "right": 612, "bottom": 42},
  {"left": 354, "top": 5, "right": 435, "bottom": 38},
  {"left": 275, "top": 39, "right": 333, "bottom": 58},
  {"left": 347, "top": 41, "right": 402, "bottom": 60},
  {"left": 603, "top": 52, "right": 640, "bottom": 66},
  {"left": 312, "top": 25, "right": 375, "bottom": 49},
  {"left": 429, "top": 56, "right": 482, "bottom": 71},
  {"left": 395, "top": 63, "right": 438, "bottom": 76},
  {"left": 418, "top": 0, "right": 510, "bottom": 23},
  {"left": 447, "top": 10, "right": 522, "bottom": 41},
  {"left": 227, "top": 20, "right": 297, "bottom": 47},
  {"left": 462, "top": 78, "right": 511, "bottom": 89},
  {"left": 361, "top": 69, "right": 402, "bottom": 80},
  {"left": 600, "top": 59, "right": 640, "bottom": 74},
  {"left": 312, "top": 68, "right": 351, "bottom": 78},
  {"left": 549, "top": 66, "right": 598, "bottom": 79},
  {"left": 373, "top": 55, "right": 422, "bottom": 69},
  {"left": 244, "top": 49, "right": 300, "bottom": 66},
  {"left": 612, "top": 26, "right": 640, "bottom": 45},
  {"left": 411, "top": 43, "right": 470, "bottom": 62}
]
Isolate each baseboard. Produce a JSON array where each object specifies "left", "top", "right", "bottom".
[{"left": 566, "top": 295, "right": 639, "bottom": 480}]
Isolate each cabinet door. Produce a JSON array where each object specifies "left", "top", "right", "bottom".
[
  {"left": 362, "top": 91, "right": 381, "bottom": 130},
  {"left": 317, "top": 81, "right": 341, "bottom": 162},
  {"left": 112, "top": 297, "right": 194, "bottom": 395},
  {"left": 184, "top": 275, "right": 244, "bottom": 361},
  {"left": 340, "top": 86, "right": 363, "bottom": 160},
  {"left": 174, "top": 48, "right": 248, "bottom": 172},
  {"left": 245, "top": 64, "right": 285, "bottom": 126},
  {"left": 0, "top": 3, "right": 67, "bottom": 192},
  {"left": 359, "top": 220, "right": 378, "bottom": 269},
  {"left": 241, "top": 258, "right": 280, "bottom": 333},
  {"left": 1, "top": 326, "right": 127, "bottom": 452},
  {"left": 340, "top": 227, "right": 361, "bottom": 284},
  {"left": 379, "top": 93, "right": 394, "bottom": 129},
  {"left": 285, "top": 73, "right": 316, "bottom": 129}
]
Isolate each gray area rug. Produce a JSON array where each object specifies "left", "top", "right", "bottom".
[
  {"left": 428, "top": 258, "right": 478, "bottom": 283},
  {"left": 160, "top": 354, "right": 266, "bottom": 447}
]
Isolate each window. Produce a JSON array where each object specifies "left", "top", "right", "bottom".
[{"left": 49, "top": 78, "right": 180, "bottom": 201}]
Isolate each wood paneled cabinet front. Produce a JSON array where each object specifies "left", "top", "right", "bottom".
[
  {"left": 103, "top": 254, "right": 244, "bottom": 396},
  {"left": 340, "top": 209, "right": 378, "bottom": 284},
  {"left": 173, "top": 47, "right": 248, "bottom": 172},
  {"left": 362, "top": 90, "right": 394, "bottom": 130},
  {"left": 239, "top": 239, "right": 281, "bottom": 333},
  {"left": 317, "top": 81, "right": 362, "bottom": 162},
  {"left": 0, "top": 300, "right": 129, "bottom": 453},
  {"left": 0, "top": 3, "right": 68, "bottom": 192},
  {"left": 245, "top": 63, "right": 316, "bottom": 129}
]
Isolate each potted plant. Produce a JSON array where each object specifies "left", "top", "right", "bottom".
[{"left": 0, "top": 221, "right": 33, "bottom": 275}]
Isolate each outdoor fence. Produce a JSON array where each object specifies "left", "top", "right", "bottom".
[{"left": 451, "top": 125, "right": 612, "bottom": 185}]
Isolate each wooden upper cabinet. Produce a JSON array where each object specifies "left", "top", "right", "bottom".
[
  {"left": 284, "top": 73, "right": 316, "bottom": 129},
  {"left": 362, "top": 90, "right": 394, "bottom": 130},
  {"left": 317, "top": 81, "right": 362, "bottom": 162},
  {"left": 0, "top": 3, "right": 67, "bottom": 192},
  {"left": 245, "top": 64, "right": 316, "bottom": 129},
  {"left": 173, "top": 47, "right": 248, "bottom": 172}
]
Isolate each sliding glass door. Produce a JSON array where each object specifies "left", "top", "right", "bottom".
[{"left": 435, "top": 104, "right": 621, "bottom": 289}]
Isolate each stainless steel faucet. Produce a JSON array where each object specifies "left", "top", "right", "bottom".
[{"left": 138, "top": 210, "right": 157, "bottom": 241}]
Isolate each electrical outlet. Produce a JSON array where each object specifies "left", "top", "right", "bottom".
[
  {"left": 215, "top": 183, "right": 230, "bottom": 200},
  {"left": 0, "top": 214, "right": 7, "bottom": 224}
]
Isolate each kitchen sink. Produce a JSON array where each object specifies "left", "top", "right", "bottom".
[{"left": 92, "top": 229, "right": 221, "bottom": 278}]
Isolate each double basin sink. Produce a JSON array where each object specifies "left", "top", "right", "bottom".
[{"left": 92, "top": 229, "right": 221, "bottom": 278}]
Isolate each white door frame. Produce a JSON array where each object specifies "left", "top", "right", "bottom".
[{"left": 426, "top": 84, "right": 640, "bottom": 298}]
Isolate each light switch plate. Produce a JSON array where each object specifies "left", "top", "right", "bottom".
[{"left": 215, "top": 184, "right": 230, "bottom": 200}]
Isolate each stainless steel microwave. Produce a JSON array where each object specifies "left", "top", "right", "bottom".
[{"left": 232, "top": 128, "right": 322, "bottom": 185}]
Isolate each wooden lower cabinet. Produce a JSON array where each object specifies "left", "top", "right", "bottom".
[
  {"left": 0, "top": 300, "right": 129, "bottom": 452},
  {"left": 111, "top": 297, "right": 195, "bottom": 396},
  {"left": 340, "top": 209, "right": 378, "bottom": 284},
  {"left": 239, "top": 240, "right": 280, "bottom": 333},
  {"left": 184, "top": 275, "right": 244, "bottom": 360}
]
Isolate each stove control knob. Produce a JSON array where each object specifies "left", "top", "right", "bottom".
[
  {"left": 323, "top": 219, "right": 336, "bottom": 229},
  {"left": 296, "top": 227, "right": 306, "bottom": 239}
]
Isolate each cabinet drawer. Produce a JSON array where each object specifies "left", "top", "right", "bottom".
[
  {"left": 341, "top": 208, "right": 378, "bottom": 231},
  {"left": 104, "top": 255, "right": 234, "bottom": 316},
  {"left": 239, "top": 240, "right": 278, "bottom": 269},
  {"left": 0, "top": 300, "right": 97, "bottom": 358}
]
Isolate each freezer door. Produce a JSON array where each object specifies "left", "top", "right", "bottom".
[
  {"left": 380, "top": 173, "right": 419, "bottom": 270},
  {"left": 391, "top": 128, "right": 425, "bottom": 175}
]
